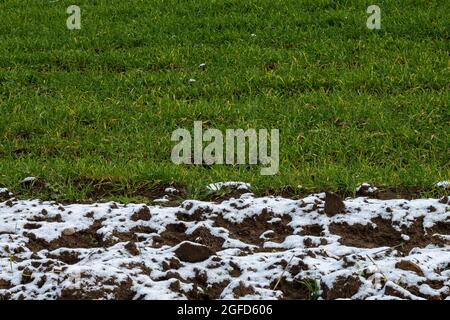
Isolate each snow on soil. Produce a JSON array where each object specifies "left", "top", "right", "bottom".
[
  {"left": 0, "top": 193, "right": 449, "bottom": 300},
  {"left": 436, "top": 181, "right": 450, "bottom": 188},
  {"left": 207, "top": 182, "right": 251, "bottom": 191},
  {"left": 0, "top": 188, "right": 13, "bottom": 198},
  {"left": 355, "top": 183, "right": 378, "bottom": 194},
  {"left": 20, "top": 177, "right": 37, "bottom": 184}
]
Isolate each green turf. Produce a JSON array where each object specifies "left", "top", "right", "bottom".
[{"left": 0, "top": 0, "right": 449, "bottom": 201}]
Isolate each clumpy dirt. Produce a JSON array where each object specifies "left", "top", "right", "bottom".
[
  {"left": 113, "top": 225, "right": 157, "bottom": 243},
  {"left": 213, "top": 208, "right": 293, "bottom": 246},
  {"left": 0, "top": 190, "right": 12, "bottom": 201},
  {"left": 329, "top": 218, "right": 404, "bottom": 249},
  {"left": 228, "top": 261, "right": 242, "bottom": 277},
  {"left": 1, "top": 193, "right": 448, "bottom": 300},
  {"left": 0, "top": 279, "right": 12, "bottom": 290},
  {"left": 48, "top": 251, "right": 81, "bottom": 265},
  {"left": 131, "top": 206, "right": 151, "bottom": 221},
  {"left": 374, "top": 187, "right": 424, "bottom": 200},
  {"left": 322, "top": 276, "right": 361, "bottom": 300},
  {"left": 270, "top": 277, "right": 310, "bottom": 300},
  {"left": 329, "top": 217, "right": 448, "bottom": 254},
  {"left": 124, "top": 241, "right": 140, "bottom": 256},
  {"left": 233, "top": 281, "right": 255, "bottom": 298},
  {"left": 299, "top": 224, "right": 324, "bottom": 236},
  {"left": 324, "top": 192, "right": 345, "bottom": 216},
  {"left": 162, "top": 257, "right": 182, "bottom": 271},
  {"left": 176, "top": 205, "right": 211, "bottom": 222},
  {"left": 28, "top": 213, "right": 63, "bottom": 223},
  {"left": 208, "top": 189, "right": 251, "bottom": 203},
  {"left": 185, "top": 280, "right": 231, "bottom": 300},
  {"left": 167, "top": 269, "right": 231, "bottom": 300},
  {"left": 399, "top": 218, "right": 449, "bottom": 252},
  {"left": 155, "top": 224, "right": 224, "bottom": 251},
  {"left": 395, "top": 260, "right": 424, "bottom": 277},
  {"left": 57, "top": 178, "right": 188, "bottom": 205},
  {"left": 429, "top": 220, "right": 450, "bottom": 235},
  {"left": 60, "top": 275, "right": 135, "bottom": 300},
  {"left": 26, "top": 220, "right": 111, "bottom": 252},
  {"left": 174, "top": 242, "right": 214, "bottom": 263},
  {"left": 23, "top": 223, "right": 41, "bottom": 230}
]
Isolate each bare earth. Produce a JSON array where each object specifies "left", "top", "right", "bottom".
[{"left": 0, "top": 188, "right": 449, "bottom": 300}]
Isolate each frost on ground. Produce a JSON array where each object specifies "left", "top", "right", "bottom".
[
  {"left": 436, "top": 181, "right": 450, "bottom": 188},
  {"left": 0, "top": 192, "right": 449, "bottom": 300},
  {"left": 207, "top": 182, "right": 251, "bottom": 191}
]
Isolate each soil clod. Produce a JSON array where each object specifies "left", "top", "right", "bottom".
[
  {"left": 174, "top": 241, "right": 214, "bottom": 263},
  {"left": 324, "top": 192, "right": 345, "bottom": 216}
]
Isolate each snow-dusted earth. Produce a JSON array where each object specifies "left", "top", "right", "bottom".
[{"left": 0, "top": 192, "right": 449, "bottom": 300}]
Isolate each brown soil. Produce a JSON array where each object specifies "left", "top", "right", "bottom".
[
  {"left": 120, "top": 262, "right": 152, "bottom": 276},
  {"left": 383, "top": 282, "right": 444, "bottom": 300},
  {"left": 439, "top": 196, "right": 449, "bottom": 204},
  {"left": 324, "top": 192, "right": 345, "bottom": 216},
  {"left": 113, "top": 225, "right": 157, "bottom": 243},
  {"left": 56, "top": 178, "right": 187, "bottom": 204},
  {"left": 28, "top": 213, "right": 62, "bottom": 223},
  {"left": 233, "top": 281, "right": 255, "bottom": 298},
  {"left": 59, "top": 275, "right": 135, "bottom": 300},
  {"left": 395, "top": 260, "right": 424, "bottom": 277},
  {"left": 2, "top": 192, "right": 448, "bottom": 301},
  {"left": 270, "top": 277, "right": 310, "bottom": 300},
  {"left": 228, "top": 261, "right": 242, "bottom": 277},
  {"left": 288, "top": 259, "right": 309, "bottom": 276},
  {"left": 130, "top": 206, "right": 151, "bottom": 221},
  {"left": 124, "top": 241, "right": 140, "bottom": 256},
  {"left": 6, "top": 181, "right": 446, "bottom": 204},
  {"left": 176, "top": 204, "right": 211, "bottom": 222},
  {"left": 24, "top": 220, "right": 160, "bottom": 252},
  {"left": 169, "top": 269, "right": 232, "bottom": 300},
  {"left": 21, "top": 268, "right": 34, "bottom": 285},
  {"left": 329, "top": 218, "right": 403, "bottom": 249},
  {"left": 299, "top": 224, "right": 324, "bottom": 236},
  {"left": 26, "top": 220, "right": 112, "bottom": 252},
  {"left": 48, "top": 250, "right": 81, "bottom": 264},
  {"left": 428, "top": 220, "right": 450, "bottom": 235},
  {"left": 23, "top": 223, "right": 41, "bottom": 230},
  {"left": 185, "top": 280, "right": 230, "bottom": 300},
  {"left": 273, "top": 186, "right": 445, "bottom": 201},
  {"left": 329, "top": 217, "right": 448, "bottom": 254},
  {"left": 155, "top": 224, "right": 225, "bottom": 251},
  {"left": 322, "top": 275, "right": 361, "bottom": 299},
  {"left": 0, "top": 279, "right": 12, "bottom": 290},
  {"left": 374, "top": 187, "right": 424, "bottom": 200},
  {"left": 174, "top": 241, "right": 214, "bottom": 263},
  {"left": 0, "top": 189, "right": 12, "bottom": 201},
  {"left": 209, "top": 189, "right": 250, "bottom": 203},
  {"left": 213, "top": 208, "right": 293, "bottom": 246},
  {"left": 162, "top": 257, "right": 182, "bottom": 271}
]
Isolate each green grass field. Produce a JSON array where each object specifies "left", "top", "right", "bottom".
[{"left": 0, "top": 0, "right": 449, "bottom": 201}]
